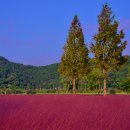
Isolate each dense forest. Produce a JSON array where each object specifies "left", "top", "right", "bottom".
[
  {"left": 0, "top": 56, "right": 59, "bottom": 89},
  {"left": 0, "top": 56, "right": 130, "bottom": 93}
]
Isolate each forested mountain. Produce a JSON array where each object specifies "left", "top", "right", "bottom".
[
  {"left": 0, "top": 56, "right": 59, "bottom": 89},
  {"left": 0, "top": 56, "right": 130, "bottom": 90}
]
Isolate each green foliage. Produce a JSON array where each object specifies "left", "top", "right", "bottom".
[
  {"left": 46, "top": 89, "right": 57, "bottom": 93},
  {"left": 85, "top": 67, "right": 103, "bottom": 87},
  {"left": 0, "top": 89, "right": 4, "bottom": 94},
  {"left": 14, "top": 89, "right": 24, "bottom": 94},
  {"left": 26, "top": 89, "right": 36, "bottom": 94},
  {"left": 121, "top": 78, "right": 130, "bottom": 92},
  {"left": 6, "top": 88, "right": 12, "bottom": 94},
  {"left": 109, "top": 88, "right": 116, "bottom": 94}
]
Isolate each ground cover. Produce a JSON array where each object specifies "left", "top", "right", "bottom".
[{"left": 0, "top": 94, "right": 130, "bottom": 130}]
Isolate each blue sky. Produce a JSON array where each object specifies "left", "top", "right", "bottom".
[{"left": 0, "top": 0, "right": 130, "bottom": 66}]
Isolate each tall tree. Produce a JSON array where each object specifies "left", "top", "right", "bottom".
[
  {"left": 59, "top": 15, "right": 89, "bottom": 94},
  {"left": 90, "top": 3, "right": 127, "bottom": 96}
]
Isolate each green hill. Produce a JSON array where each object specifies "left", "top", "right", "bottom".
[{"left": 0, "top": 56, "right": 60, "bottom": 89}]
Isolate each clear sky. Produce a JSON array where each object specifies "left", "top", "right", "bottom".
[{"left": 0, "top": 0, "right": 130, "bottom": 66}]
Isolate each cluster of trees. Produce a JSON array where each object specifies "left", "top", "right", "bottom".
[{"left": 59, "top": 3, "right": 128, "bottom": 95}]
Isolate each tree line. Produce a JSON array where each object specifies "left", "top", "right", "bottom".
[{"left": 0, "top": 55, "right": 130, "bottom": 94}]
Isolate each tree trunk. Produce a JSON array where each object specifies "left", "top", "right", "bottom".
[
  {"left": 99, "top": 82, "right": 101, "bottom": 95},
  {"left": 103, "top": 78, "right": 107, "bottom": 96},
  {"left": 103, "top": 69, "right": 107, "bottom": 96},
  {"left": 66, "top": 86, "right": 68, "bottom": 94},
  {"left": 5, "top": 90, "right": 6, "bottom": 95},
  {"left": 72, "top": 78, "right": 76, "bottom": 94}
]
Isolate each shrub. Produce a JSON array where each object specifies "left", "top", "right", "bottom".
[
  {"left": 0, "top": 89, "right": 5, "bottom": 94},
  {"left": 6, "top": 88, "right": 12, "bottom": 94},
  {"left": 15, "top": 89, "right": 24, "bottom": 94},
  {"left": 36, "top": 89, "right": 47, "bottom": 94},
  {"left": 109, "top": 88, "right": 116, "bottom": 94},
  {"left": 46, "top": 89, "right": 56, "bottom": 93},
  {"left": 26, "top": 89, "right": 36, "bottom": 94}
]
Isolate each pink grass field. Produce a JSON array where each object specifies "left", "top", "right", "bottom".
[{"left": 0, "top": 95, "right": 130, "bottom": 130}]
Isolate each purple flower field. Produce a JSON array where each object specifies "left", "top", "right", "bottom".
[{"left": 0, "top": 95, "right": 130, "bottom": 130}]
